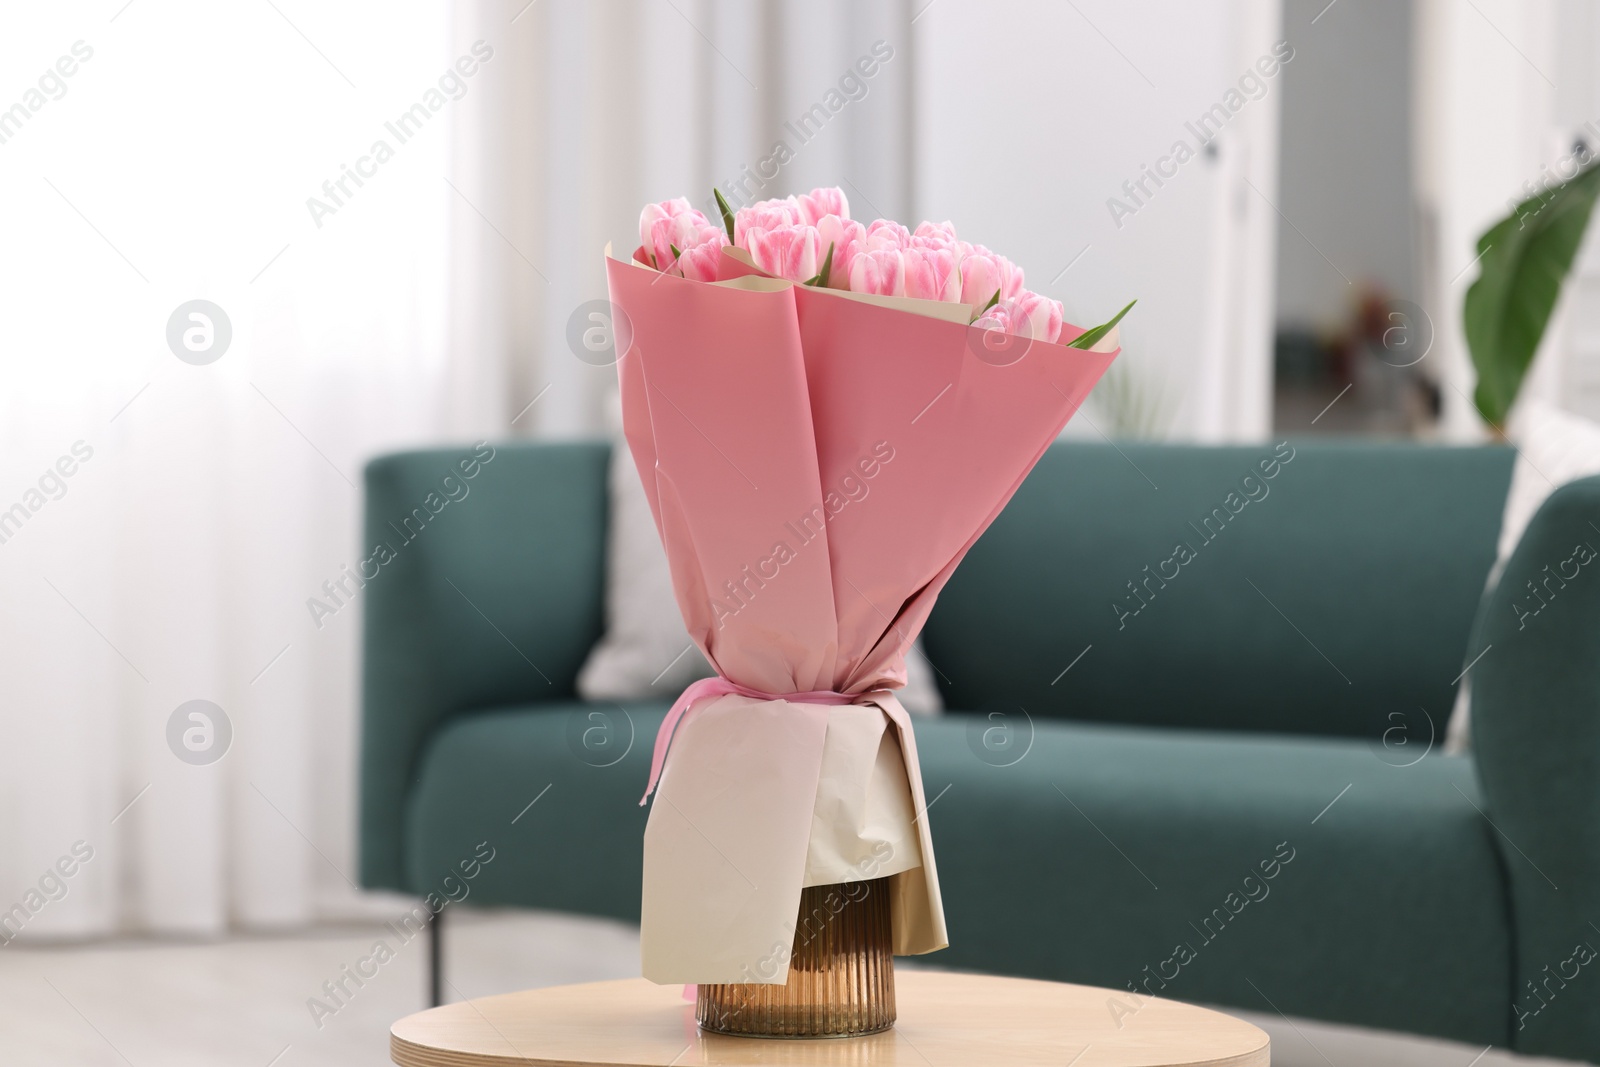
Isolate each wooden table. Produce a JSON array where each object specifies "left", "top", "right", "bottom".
[{"left": 390, "top": 970, "right": 1270, "bottom": 1066}]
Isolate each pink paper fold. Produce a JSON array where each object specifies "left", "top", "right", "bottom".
[{"left": 610, "top": 257, "right": 1115, "bottom": 697}]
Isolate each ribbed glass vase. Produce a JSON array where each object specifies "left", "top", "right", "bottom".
[{"left": 696, "top": 876, "right": 895, "bottom": 1038}]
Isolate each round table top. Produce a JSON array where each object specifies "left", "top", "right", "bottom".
[{"left": 390, "top": 970, "right": 1270, "bottom": 1067}]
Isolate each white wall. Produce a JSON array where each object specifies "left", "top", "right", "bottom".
[
  {"left": 1543, "top": 1, "right": 1600, "bottom": 424},
  {"left": 914, "top": 0, "right": 1282, "bottom": 441},
  {"left": 1275, "top": 0, "right": 1416, "bottom": 331}
]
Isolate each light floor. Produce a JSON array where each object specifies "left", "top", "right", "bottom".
[{"left": 0, "top": 908, "right": 1579, "bottom": 1067}]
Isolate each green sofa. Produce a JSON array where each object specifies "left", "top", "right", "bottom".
[{"left": 360, "top": 439, "right": 1600, "bottom": 1063}]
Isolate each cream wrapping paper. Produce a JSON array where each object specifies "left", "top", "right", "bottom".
[{"left": 641, "top": 693, "right": 939, "bottom": 984}]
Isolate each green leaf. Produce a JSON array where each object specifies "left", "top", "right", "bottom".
[
  {"left": 1464, "top": 163, "right": 1600, "bottom": 427},
  {"left": 669, "top": 243, "right": 682, "bottom": 260},
  {"left": 714, "top": 188, "right": 737, "bottom": 243},
  {"left": 969, "top": 289, "right": 1002, "bottom": 324},
  {"left": 804, "top": 242, "right": 835, "bottom": 288},
  {"left": 1065, "top": 299, "right": 1137, "bottom": 349}
]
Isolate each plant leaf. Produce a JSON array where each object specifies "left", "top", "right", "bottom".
[
  {"left": 804, "top": 242, "right": 835, "bottom": 288},
  {"left": 1065, "top": 299, "right": 1137, "bottom": 350},
  {"left": 1464, "top": 163, "right": 1600, "bottom": 426},
  {"left": 714, "top": 188, "right": 737, "bottom": 243},
  {"left": 669, "top": 243, "right": 682, "bottom": 262},
  {"left": 969, "top": 289, "right": 1002, "bottom": 324}
]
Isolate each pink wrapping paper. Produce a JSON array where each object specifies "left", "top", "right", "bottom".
[{"left": 608, "top": 253, "right": 1116, "bottom": 983}]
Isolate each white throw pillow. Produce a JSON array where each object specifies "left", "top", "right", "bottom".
[
  {"left": 577, "top": 430, "right": 944, "bottom": 715},
  {"left": 577, "top": 436, "right": 716, "bottom": 701},
  {"left": 1445, "top": 401, "right": 1600, "bottom": 752}
]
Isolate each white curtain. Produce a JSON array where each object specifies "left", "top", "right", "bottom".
[{"left": 0, "top": 0, "right": 505, "bottom": 938}]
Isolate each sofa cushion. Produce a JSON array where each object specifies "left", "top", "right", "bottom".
[
  {"left": 924, "top": 442, "right": 1513, "bottom": 739},
  {"left": 405, "top": 703, "right": 665, "bottom": 923},
  {"left": 405, "top": 702, "right": 1510, "bottom": 1047},
  {"left": 916, "top": 713, "right": 1511, "bottom": 1047}
]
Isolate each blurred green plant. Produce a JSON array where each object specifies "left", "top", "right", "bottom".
[
  {"left": 1090, "top": 357, "right": 1176, "bottom": 440},
  {"left": 1464, "top": 163, "right": 1600, "bottom": 427}
]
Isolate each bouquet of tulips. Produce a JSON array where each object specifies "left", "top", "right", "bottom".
[
  {"left": 638, "top": 186, "right": 1129, "bottom": 348},
  {"left": 611, "top": 186, "right": 1126, "bottom": 988}
]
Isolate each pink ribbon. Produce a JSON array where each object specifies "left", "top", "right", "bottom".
[{"left": 640, "top": 676, "right": 858, "bottom": 805}]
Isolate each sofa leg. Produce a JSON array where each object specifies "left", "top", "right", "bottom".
[{"left": 429, "top": 906, "right": 444, "bottom": 1008}]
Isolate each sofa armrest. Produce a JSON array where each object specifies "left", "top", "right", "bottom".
[
  {"left": 1469, "top": 473, "right": 1600, "bottom": 1059},
  {"left": 358, "top": 441, "right": 610, "bottom": 892}
]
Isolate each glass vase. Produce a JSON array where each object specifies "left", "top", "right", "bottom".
[{"left": 696, "top": 876, "right": 895, "bottom": 1038}]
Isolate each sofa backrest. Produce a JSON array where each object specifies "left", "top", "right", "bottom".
[
  {"left": 360, "top": 440, "right": 609, "bottom": 890},
  {"left": 922, "top": 440, "right": 1514, "bottom": 740}
]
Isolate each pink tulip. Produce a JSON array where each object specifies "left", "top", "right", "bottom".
[
  {"left": 976, "top": 291, "right": 1062, "bottom": 343},
  {"left": 1015, "top": 291, "right": 1064, "bottom": 343},
  {"left": 848, "top": 248, "right": 907, "bottom": 297},
  {"left": 816, "top": 215, "right": 866, "bottom": 289},
  {"left": 744, "top": 224, "right": 825, "bottom": 283},
  {"left": 863, "top": 219, "right": 912, "bottom": 252},
  {"left": 971, "top": 302, "right": 1020, "bottom": 341},
  {"left": 734, "top": 197, "right": 803, "bottom": 247},
  {"left": 638, "top": 197, "right": 700, "bottom": 251},
  {"left": 639, "top": 199, "right": 706, "bottom": 265},
  {"left": 903, "top": 246, "right": 961, "bottom": 302},
  {"left": 795, "top": 187, "right": 850, "bottom": 225},
  {"left": 912, "top": 220, "right": 960, "bottom": 251},
  {"left": 674, "top": 234, "right": 725, "bottom": 282},
  {"left": 640, "top": 198, "right": 725, "bottom": 277},
  {"left": 958, "top": 242, "right": 1026, "bottom": 306}
]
